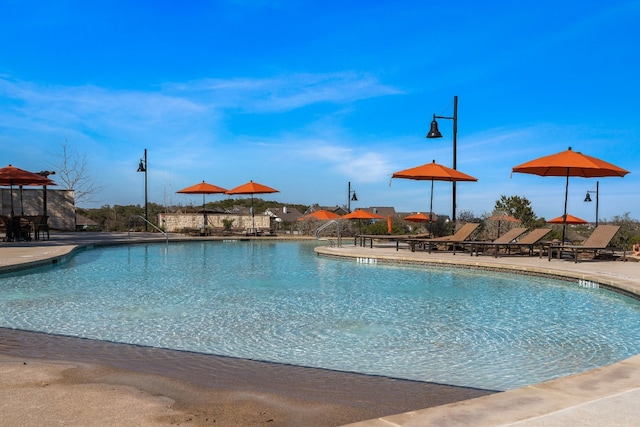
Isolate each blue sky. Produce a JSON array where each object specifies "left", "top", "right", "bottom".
[{"left": 1, "top": 0, "right": 638, "bottom": 221}]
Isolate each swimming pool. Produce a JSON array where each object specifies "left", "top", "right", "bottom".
[{"left": 1, "top": 240, "right": 639, "bottom": 391}]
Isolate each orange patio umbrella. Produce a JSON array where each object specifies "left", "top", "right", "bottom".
[
  {"left": 392, "top": 160, "right": 477, "bottom": 235},
  {"left": 341, "top": 210, "right": 383, "bottom": 220},
  {"left": 177, "top": 181, "right": 228, "bottom": 227},
  {"left": 487, "top": 214, "right": 519, "bottom": 223},
  {"left": 404, "top": 212, "right": 437, "bottom": 223},
  {"left": 0, "top": 165, "right": 56, "bottom": 217},
  {"left": 0, "top": 165, "right": 55, "bottom": 186},
  {"left": 226, "top": 180, "right": 279, "bottom": 232},
  {"left": 547, "top": 214, "right": 588, "bottom": 225},
  {"left": 298, "top": 209, "right": 342, "bottom": 221},
  {"left": 404, "top": 213, "right": 436, "bottom": 236},
  {"left": 512, "top": 147, "right": 629, "bottom": 242},
  {"left": 341, "top": 209, "right": 383, "bottom": 235}
]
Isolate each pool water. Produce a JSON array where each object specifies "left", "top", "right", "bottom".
[{"left": 1, "top": 240, "right": 640, "bottom": 391}]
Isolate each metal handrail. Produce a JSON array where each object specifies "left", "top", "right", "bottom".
[
  {"left": 315, "top": 219, "right": 342, "bottom": 247},
  {"left": 128, "top": 215, "right": 168, "bottom": 243}
]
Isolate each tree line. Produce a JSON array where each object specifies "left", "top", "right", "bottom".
[
  {"left": 77, "top": 198, "right": 308, "bottom": 232},
  {"left": 77, "top": 194, "right": 639, "bottom": 247}
]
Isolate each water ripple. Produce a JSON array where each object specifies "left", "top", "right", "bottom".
[{"left": 1, "top": 241, "right": 640, "bottom": 391}]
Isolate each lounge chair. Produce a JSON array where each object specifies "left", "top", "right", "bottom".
[
  {"left": 490, "top": 228, "right": 553, "bottom": 257},
  {"left": 548, "top": 225, "right": 622, "bottom": 263},
  {"left": 357, "top": 233, "right": 431, "bottom": 250},
  {"left": 407, "top": 223, "right": 480, "bottom": 253},
  {"left": 468, "top": 227, "right": 529, "bottom": 257}
]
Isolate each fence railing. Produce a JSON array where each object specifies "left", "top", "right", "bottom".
[
  {"left": 128, "top": 215, "right": 168, "bottom": 243},
  {"left": 315, "top": 220, "right": 341, "bottom": 247}
]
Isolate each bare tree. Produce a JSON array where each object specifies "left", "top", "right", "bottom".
[{"left": 51, "top": 141, "right": 103, "bottom": 206}]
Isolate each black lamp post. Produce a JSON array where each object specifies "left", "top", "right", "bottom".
[
  {"left": 137, "top": 148, "right": 148, "bottom": 231},
  {"left": 426, "top": 95, "right": 458, "bottom": 229},
  {"left": 347, "top": 181, "right": 358, "bottom": 212},
  {"left": 584, "top": 181, "right": 599, "bottom": 227}
]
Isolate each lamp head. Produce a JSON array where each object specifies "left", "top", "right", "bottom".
[
  {"left": 351, "top": 192, "right": 358, "bottom": 201},
  {"left": 137, "top": 160, "right": 146, "bottom": 173},
  {"left": 426, "top": 115, "right": 442, "bottom": 138},
  {"left": 584, "top": 192, "right": 592, "bottom": 203}
]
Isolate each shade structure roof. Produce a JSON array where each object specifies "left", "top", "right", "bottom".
[
  {"left": 512, "top": 147, "right": 629, "bottom": 178},
  {"left": 392, "top": 160, "right": 478, "bottom": 182},
  {"left": 404, "top": 212, "right": 437, "bottom": 223},
  {"left": 342, "top": 210, "right": 384, "bottom": 220},
  {"left": 487, "top": 214, "right": 520, "bottom": 223},
  {"left": 225, "top": 180, "right": 279, "bottom": 195},
  {"left": 0, "top": 165, "right": 56, "bottom": 186},
  {"left": 547, "top": 214, "right": 588, "bottom": 225},
  {"left": 176, "top": 181, "right": 227, "bottom": 194},
  {"left": 298, "top": 209, "right": 342, "bottom": 221}
]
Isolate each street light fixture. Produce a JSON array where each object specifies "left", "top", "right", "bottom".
[
  {"left": 347, "top": 181, "right": 358, "bottom": 213},
  {"left": 137, "top": 148, "right": 148, "bottom": 231},
  {"left": 584, "top": 180, "right": 599, "bottom": 227},
  {"left": 426, "top": 95, "right": 458, "bottom": 230}
]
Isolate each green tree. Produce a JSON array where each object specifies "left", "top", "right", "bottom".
[
  {"left": 457, "top": 209, "right": 479, "bottom": 223},
  {"left": 222, "top": 218, "right": 234, "bottom": 232},
  {"left": 78, "top": 202, "right": 165, "bottom": 231},
  {"left": 608, "top": 212, "right": 640, "bottom": 249},
  {"left": 494, "top": 195, "right": 538, "bottom": 229}
]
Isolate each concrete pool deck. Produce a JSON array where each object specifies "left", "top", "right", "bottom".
[{"left": 1, "top": 232, "right": 639, "bottom": 426}]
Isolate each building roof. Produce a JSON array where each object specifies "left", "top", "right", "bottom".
[
  {"left": 264, "top": 206, "right": 304, "bottom": 222},
  {"left": 359, "top": 206, "right": 397, "bottom": 217},
  {"left": 76, "top": 213, "right": 98, "bottom": 227},
  {"left": 304, "top": 204, "right": 344, "bottom": 215}
]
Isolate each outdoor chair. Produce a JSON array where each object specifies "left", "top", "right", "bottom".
[
  {"left": 548, "top": 225, "right": 622, "bottom": 263},
  {"left": 406, "top": 223, "right": 480, "bottom": 253},
  {"left": 33, "top": 215, "right": 50, "bottom": 240},
  {"left": 467, "top": 227, "right": 529, "bottom": 257},
  {"left": 0, "top": 215, "right": 8, "bottom": 242},
  {"left": 491, "top": 228, "right": 552, "bottom": 257}
]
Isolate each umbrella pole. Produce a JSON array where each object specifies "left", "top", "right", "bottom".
[
  {"left": 43, "top": 185, "right": 48, "bottom": 216},
  {"left": 19, "top": 185, "right": 24, "bottom": 216},
  {"left": 251, "top": 195, "right": 255, "bottom": 233},
  {"left": 429, "top": 179, "right": 434, "bottom": 236},
  {"left": 202, "top": 194, "right": 206, "bottom": 229},
  {"left": 562, "top": 171, "right": 569, "bottom": 243},
  {"left": 9, "top": 183, "right": 14, "bottom": 217}
]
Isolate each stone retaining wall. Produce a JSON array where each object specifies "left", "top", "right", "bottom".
[{"left": 159, "top": 213, "right": 271, "bottom": 233}]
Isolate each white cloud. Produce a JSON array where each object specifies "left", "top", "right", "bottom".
[{"left": 163, "top": 72, "right": 403, "bottom": 112}]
